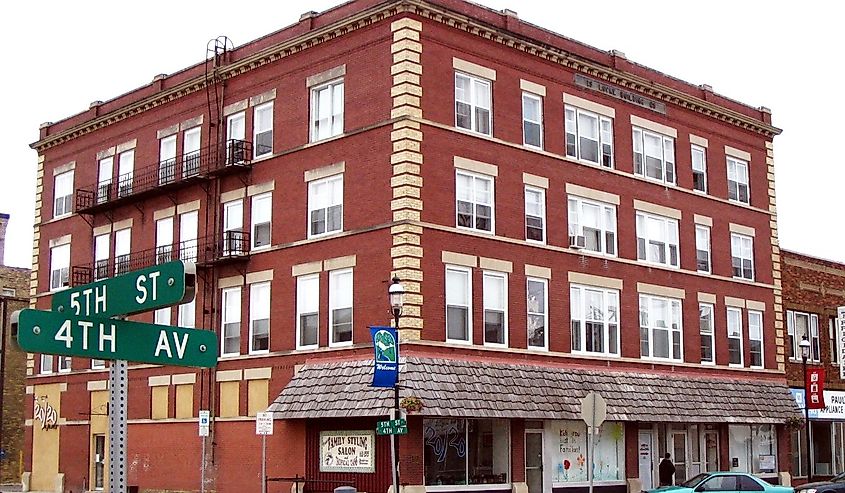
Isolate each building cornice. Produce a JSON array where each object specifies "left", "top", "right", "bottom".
[{"left": 32, "top": 0, "right": 779, "bottom": 153}]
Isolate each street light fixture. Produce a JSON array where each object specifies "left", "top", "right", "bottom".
[
  {"left": 388, "top": 276, "right": 404, "bottom": 493},
  {"left": 799, "top": 335, "right": 812, "bottom": 481}
]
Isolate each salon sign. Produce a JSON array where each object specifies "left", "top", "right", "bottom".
[{"left": 319, "top": 430, "right": 375, "bottom": 473}]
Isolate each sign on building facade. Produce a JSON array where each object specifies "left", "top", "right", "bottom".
[{"left": 319, "top": 431, "right": 375, "bottom": 473}]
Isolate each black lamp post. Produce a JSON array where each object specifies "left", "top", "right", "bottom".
[
  {"left": 800, "top": 335, "right": 812, "bottom": 481},
  {"left": 388, "top": 276, "right": 404, "bottom": 493}
]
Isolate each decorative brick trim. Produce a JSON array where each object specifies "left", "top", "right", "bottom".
[{"left": 31, "top": 155, "right": 44, "bottom": 304}]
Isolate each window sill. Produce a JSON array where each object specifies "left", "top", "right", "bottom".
[
  {"left": 457, "top": 226, "right": 494, "bottom": 235},
  {"left": 446, "top": 339, "right": 473, "bottom": 346},
  {"left": 308, "top": 230, "right": 344, "bottom": 241},
  {"left": 571, "top": 350, "right": 620, "bottom": 358},
  {"left": 426, "top": 484, "right": 511, "bottom": 492},
  {"left": 328, "top": 342, "right": 354, "bottom": 349},
  {"left": 641, "top": 356, "right": 683, "bottom": 363}
]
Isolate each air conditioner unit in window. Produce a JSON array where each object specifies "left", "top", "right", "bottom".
[{"left": 569, "top": 234, "right": 586, "bottom": 249}]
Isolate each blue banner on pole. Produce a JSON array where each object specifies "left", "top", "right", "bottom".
[{"left": 371, "top": 326, "right": 399, "bottom": 388}]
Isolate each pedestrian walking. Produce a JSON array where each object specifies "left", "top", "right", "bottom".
[{"left": 659, "top": 453, "right": 676, "bottom": 486}]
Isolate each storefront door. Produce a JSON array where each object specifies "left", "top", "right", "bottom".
[
  {"left": 525, "top": 431, "right": 544, "bottom": 493},
  {"left": 671, "top": 431, "right": 688, "bottom": 484},
  {"left": 93, "top": 434, "right": 106, "bottom": 490},
  {"left": 702, "top": 431, "right": 719, "bottom": 472},
  {"left": 639, "top": 431, "right": 655, "bottom": 491}
]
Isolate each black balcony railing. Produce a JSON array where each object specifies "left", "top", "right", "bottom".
[
  {"left": 70, "top": 231, "right": 251, "bottom": 286},
  {"left": 75, "top": 139, "right": 254, "bottom": 214}
]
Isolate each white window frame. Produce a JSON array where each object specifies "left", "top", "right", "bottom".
[
  {"left": 114, "top": 228, "right": 131, "bottom": 276},
  {"left": 446, "top": 265, "right": 472, "bottom": 345},
  {"left": 91, "top": 359, "right": 106, "bottom": 370},
  {"left": 748, "top": 310, "right": 764, "bottom": 369},
  {"left": 159, "top": 135, "right": 177, "bottom": 185},
  {"left": 53, "top": 170, "right": 74, "bottom": 218},
  {"left": 636, "top": 211, "right": 679, "bottom": 268},
  {"left": 639, "top": 294, "right": 683, "bottom": 362},
  {"left": 226, "top": 111, "right": 246, "bottom": 164},
  {"left": 524, "top": 186, "right": 545, "bottom": 244},
  {"left": 787, "top": 310, "right": 821, "bottom": 362},
  {"left": 155, "top": 217, "right": 174, "bottom": 265},
  {"left": 97, "top": 156, "right": 113, "bottom": 204},
  {"left": 251, "top": 192, "right": 272, "bottom": 250},
  {"left": 94, "top": 233, "right": 109, "bottom": 281},
  {"left": 727, "top": 307, "right": 744, "bottom": 367},
  {"left": 296, "top": 274, "right": 320, "bottom": 350},
  {"left": 695, "top": 225, "right": 711, "bottom": 274},
  {"left": 117, "top": 149, "right": 134, "bottom": 197},
  {"left": 455, "top": 72, "right": 492, "bottom": 136},
  {"left": 308, "top": 174, "right": 344, "bottom": 238},
  {"left": 731, "top": 233, "right": 755, "bottom": 281},
  {"left": 633, "top": 127, "right": 676, "bottom": 184},
  {"left": 223, "top": 199, "right": 244, "bottom": 255},
  {"left": 456, "top": 170, "right": 494, "bottom": 233},
  {"left": 565, "top": 105, "right": 614, "bottom": 168},
  {"left": 692, "top": 145, "right": 707, "bottom": 193},
  {"left": 329, "top": 268, "right": 353, "bottom": 348},
  {"left": 154, "top": 307, "right": 170, "bottom": 325},
  {"left": 310, "top": 79, "right": 344, "bottom": 142},
  {"left": 40, "top": 354, "right": 53, "bottom": 375},
  {"left": 58, "top": 356, "right": 71, "bottom": 373},
  {"left": 221, "top": 287, "right": 241, "bottom": 357},
  {"left": 522, "top": 92, "right": 543, "bottom": 149},
  {"left": 482, "top": 271, "right": 508, "bottom": 348},
  {"left": 526, "top": 277, "right": 548, "bottom": 351},
  {"left": 570, "top": 284, "right": 620, "bottom": 357},
  {"left": 727, "top": 157, "right": 750, "bottom": 204},
  {"left": 568, "top": 196, "right": 617, "bottom": 256},
  {"left": 699, "top": 302, "right": 715, "bottom": 365},
  {"left": 50, "top": 243, "right": 70, "bottom": 291},
  {"left": 831, "top": 318, "right": 839, "bottom": 366},
  {"left": 253, "top": 101, "right": 273, "bottom": 158},
  {"left": 179, "top": 210, "right": 198, "bottom": 263},
  {"left": 249, "top": 281, "right": 271, "bottom": 354},
  {"left": 182, "top": 127, "right": 201, "bottom": 178},
  {"left": 178, "top": 298, "right": 195, "bottom": 329}
]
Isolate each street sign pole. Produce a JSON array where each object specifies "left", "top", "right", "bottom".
[
  {"left": 108, "top": 358, "right": 128, "bottom": 493},
  {"left": 199, "top": 410, "right": 210, "bottom": 493},
  {"left": 580, "top": 392, "right": 607, "bottom": 493},
  {"left": 256, "top": 412, "right": 274, "bottom": 493},
  {"left": 262, "top": 434, "right": 267, "bottom": 493}
]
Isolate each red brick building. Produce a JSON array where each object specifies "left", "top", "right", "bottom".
[
  {"left": 25, "top": 1, "right": 796, "bottom": 492},
  {"left": 781, "top": 250, "right": 845, "bottom": 481}
]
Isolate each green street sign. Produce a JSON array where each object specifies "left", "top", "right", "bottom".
[
  {"left": 15, "top": 309, "right": 217, "bottom": 368},
  {"left": 376, "top": 418, "right": 408, "bottom": 436},
  {"left": 51, "top": 260, "right": 196, "bottom": 318}
]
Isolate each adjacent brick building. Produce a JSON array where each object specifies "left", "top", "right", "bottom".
[{"left": 25, "top": 1, "right": 797, "bottom": 492}]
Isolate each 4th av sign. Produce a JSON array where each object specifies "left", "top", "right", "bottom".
[{"left": 14, "top": 308, "right": 217, "bottom": 368}]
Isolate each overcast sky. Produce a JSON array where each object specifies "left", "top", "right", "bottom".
[{"left": 1, "top": 1, "right": 842, "bottom": 268}]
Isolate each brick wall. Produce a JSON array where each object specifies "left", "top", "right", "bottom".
[{"left": 1, "top": 266, "right": 31, "bottom": 484}]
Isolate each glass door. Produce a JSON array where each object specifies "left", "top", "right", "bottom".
[
  {"left": 639, "top": 431, "right": 655, "bottom": 491},
  {"left": 93, "top": 434, "right": 106, "bottom": 490},
  {"left": 703, "top": 431, "right": 719, "bottom": 472},
  {"left": 525, "top": 431, "right": 543, "bottom": 493},
  {"left": 671, "top": 431, "right": 688, "bottom": 484}
]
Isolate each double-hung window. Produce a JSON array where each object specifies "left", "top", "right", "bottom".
[
  {"left": 155, "top": 217, "right": 173, "bottom": 264},
  {"left": 154, "top": 307, "right": 170, "bottom": 325},
  {"left": 565, "top": 106, "right": 613, "bottom": 167},
  {"left": 159, "top": 135, "right": 177, "bottom": 185},
  {"left": 311, "top": 79, "right": 344, "bottom": 141},
  {"left": 296, "top": 274, "right": 319, "bottom": 349},
  {"left": 117, "top": 149, "right": 134, "bottom": 197},
  {"left": 526, "top": 277, "right": 547, "bottom": 350},
  {"left": 251, "top": 193, "right": 271, "bottom": 250},
  {"left": 692, "top": 145, "right": 707, "bottom": 193},
  {"left": 639, "top": 294, "right": 682, "bottom": 361},
  {"left": 787, "top": 310, "right": 820, "bottom": 362},
  {"left": 221, "top": 287, "right": 241, "bottom": 356},
  {"left": 568, "top": 196, "right": 616, "bottom": 255},
  {"left": 58, "top": 356, "right": 71, "bottom": 373},
  {"left": 94, "top": 234, "right": 109, "bottom": 281},
  {"left": 40, "top": 354, "right": 53, "bottom": 375},
  {"left": 699, "top": 303, "right": 715, "bottom": 364},
  {"left": 50, "top": 243, "right": 70, "bottom": 291},
  {"left": 446, "top": 266, "right": 471, "bottom": 344},
  {"left": 727, "top": 307, "right": 744, "bottom": 366},
  {"left": 731, "top": 233, "right": 754, "bottom": 280},
  {"left": 308, "top": 175, "right": 343, "bottom": 237},
  {"left": 455, "top": 72, "right": 491, "bottom": 135},
  {"left": 178, "top": 298, "right": 195, "bottom": 329},
  {"left": 226, "top": 112, "right": 246, "bottom": 164},
  {"left": 522, "top": 92, "right": 543, "bottom": 148},
  {"left": 483, "top": 271, "right": 507, "bottom": 347},
  {"left": 633, "top": 127, "right": 675, "bottom": 184},
  {"left": 727, "top": 157, "right": 750, "bottom": 204},
  {"left": 748, "top": 310, "right": 763, "bottom": 368},
  {"left": 253, "top": 102, "right": 273, "bottom": 158},
  {"left": 97, "top": 156, "right": 113, "bottom": 204},
  {"left": 179, "top": 211, "right": 198, "bottom": 263},
  {"left": 53, "top": 170, "right": 74, "bottom": 218},
  {"left": 524, "top": 186, "right": 545, "bottom": 243},
  {"left": 636, "top": 211, "right": 679, "bottom": 267},
  {"left": 831, "top": 319, "right": 839, "bottom": 366},
  {"left": 249, "top": 282, "right": 270, "bottom": 354},
  {"left": 696, "top": 225, "right": 711, "bottom": 273},
  {"left": 456, "top": 171, "right": 494, "bottom": 233},
  {"left": 329, "top": 269, "right": 353, "bottom": 347},
  {"left": 114, "top": 228, "right": 131, "bottom": 275},
  {"left": 183, "top": 127, "right": 201, "bottom": 177},
  {"left": 571, "top": 285, "right": 620, "bottom": 356},
  {"left": 223, "top": 199, "right": 244, "bottom": 256}
]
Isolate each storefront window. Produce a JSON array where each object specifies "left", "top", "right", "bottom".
[
  {"left": 423, "top": 418, "right": 509, "bottom": 486},
  {"left": 792, "top": 428, "right": 807, "bottom": 477},
  {"left": 547, "top": 420, "right": 625, "bottom": 483},
  {"left": 729, "top": 425, "right": 777, "bottom": 475},
  {"left": 814, "top": 421, "right": 833, "bottom": 475}
]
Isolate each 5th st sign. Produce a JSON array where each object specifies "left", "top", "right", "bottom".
[
  {"left": 13, "top": 308, "right": 217, "bottom": 368},
  {"left": 51, "top": 260, "right": 196, "bottom": 318}
]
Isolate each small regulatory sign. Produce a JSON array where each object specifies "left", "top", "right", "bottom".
[
  {"left": 199, "top": 410, "right": 210, "bottom": 437},
  {"left": 256, "top": 411, "right": 274, "bottom": 435}
]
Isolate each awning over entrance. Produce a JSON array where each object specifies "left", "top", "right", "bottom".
[{"left": 268, "top": 357, "right": 800, "bottom": 424}]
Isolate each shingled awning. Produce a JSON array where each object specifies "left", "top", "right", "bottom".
[{"left": 268, "top": 357, "right": 800, "bottom": 424}]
